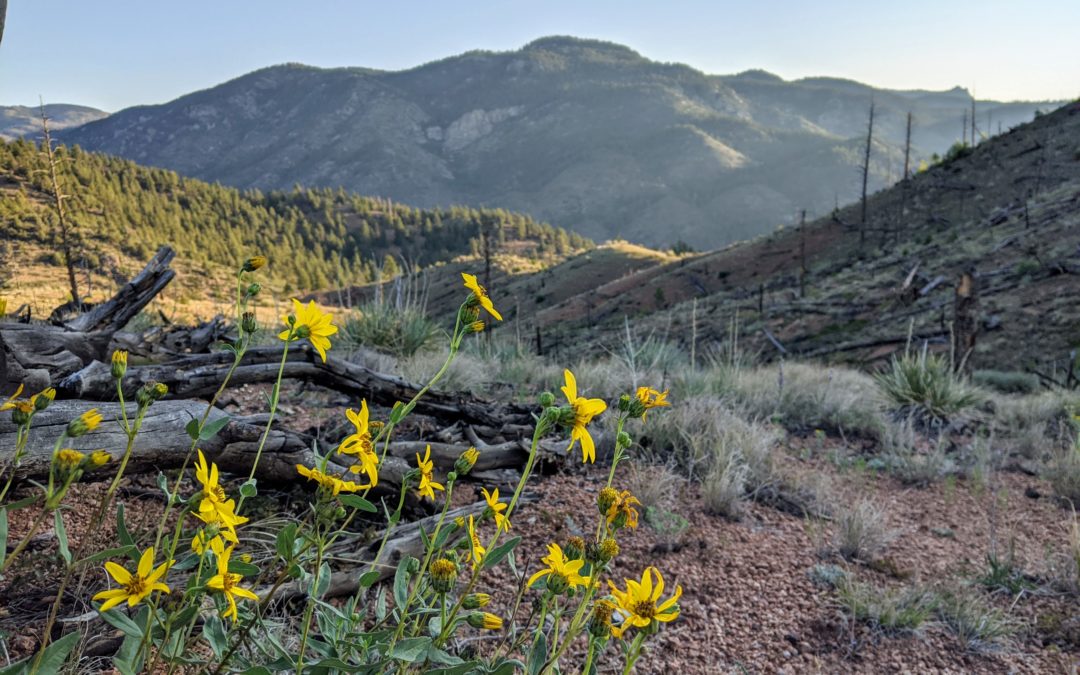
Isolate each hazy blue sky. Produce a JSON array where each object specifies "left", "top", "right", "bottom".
[{"left": 3, "top": 1, "right": 1077, "bottom": 111}]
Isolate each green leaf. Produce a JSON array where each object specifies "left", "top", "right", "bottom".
[
  {"left": 99, "top": 609, "right": 144, "bottom": 639},
  {"left": 3, "top": 495, "right": 40, "bottom": 512},
  {"left": 375, "top": 588, "right": 387, "bottom": 623},
  {"left": 425, "top": 644, "right": 464, "bottom": 666},
  {"left": 203, "top": 615, "right": 228, "bottom": 659},
  {"left": 54, "top": 510, "right": 71, "bottom": 565},
  {"left": 77, "top": 545, "right": 136, "bottom": 567},
  {"left": 393, "top": 556, "right": 416, "bottom": 610},
  {"left": 433, "top": 521, "right": 456, "bottom": 548},
  {"left": 276, "top": 522, "right": 298, "bottom": 560},
  {"left": 185, "top": 417, "right": 200, "bottom": 441},
  {"left": 357, "top": 570, "right": 380, "bottom": 589},
  {"left": 0, "top": 656, "right": 28, "bottom": 675},
  {"left": 312, "top": 560, "right": 331, "bottom": 599},
  {"left": 239, "top": 478, "right": 257, "bottom": 498},
  {"left": 390, "top": 637, "right": 431, "bottom": 662},
  {"left": 527, "top": 632, "right": 547, "bottom": 675},
  {"left": 31, "top": 630, "right": 80, "bottom": 675},
  {"left": 482, "top": 536, "right": 520, "bottom": 570},
  {"left": 227, "top": 560, "right": 261, "bottom": 577},
  {"left": 199, "top": 415, "right": 231, "bottom": 440},
  {"left": 116, "top": 502, "right": 136, "bottom": 556},
  {"left": 338, "top": 494, "right": 376, "bottom": 513}
]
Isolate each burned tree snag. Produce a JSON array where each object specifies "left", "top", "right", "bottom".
[{"left": 953, "top": 270, "right": 978, "bottom": 373}]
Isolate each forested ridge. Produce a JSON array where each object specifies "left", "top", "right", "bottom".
[{"left": 0, "top": 138, "right": 591, "bottom": 292}]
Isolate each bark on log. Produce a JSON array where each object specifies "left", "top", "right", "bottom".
[
  {"left": 1, "top": 401, "right": 534, "bottom": 490},
  {"left": 58, "top": 344, "right": 534, "bottom": 430}
]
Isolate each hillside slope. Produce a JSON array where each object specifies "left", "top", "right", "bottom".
[
  {"left": 0, "top": 139, "right": 589, "bottom": 315},
  {"left": 0, "top": 104, "right": 107, "bottom": 140},
  {"left": 535, "top": 101, "right": 1080, "bottom": 373},
  {"left": 60, "top": 36, "right": 1057, "bottom": 250}
]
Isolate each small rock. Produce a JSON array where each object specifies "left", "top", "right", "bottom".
[{"left": 1024, "top": 486, "right": 1041, "bottom": 499}]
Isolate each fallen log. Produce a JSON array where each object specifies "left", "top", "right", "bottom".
[
  {"left": 1, "top": 401, "right": 535, "bottom": 490},
  {"left": 65, "top": 246, "right": 176, "bottom": 334},
  {"left": 59, "top": 344, "right": 535, "bottom": 430}
]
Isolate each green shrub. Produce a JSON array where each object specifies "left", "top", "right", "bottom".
[{"left": 875, "top": 349, "right": 981, "bottom": 423}]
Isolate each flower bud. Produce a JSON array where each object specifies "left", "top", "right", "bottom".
[
  {"left": 564, "top": 536, "right": 585, "bottom": 561},
  {"left": 241, "top": 311, "right": 258, "bottom": 335},
  {"left": 34, "top": 388, "right": 56, "bottom": 412},
  {"left": 617, "top": 394, "right": 632, "bottom": 412},
  {"left": 430, "top": 558, "right": 458, "bottom": 593},
  {"left": 11, "top": 406, "right": 31, "bottom": 425},
  {"left": 295, "top": 324, "right": 312, "bottom": 339},
  {"left": 616, "top": 431, "right": 633, "bottom": 450},
  {"left": 242, "top": 256, "right": 267, "bottom": 272},
  {"left": 588, "top": 599, "right": 616, "bottom": 640},
  {"left": 454, "top": 447, "right": 480, "bottom": 475},
  {"left": 67, "top": 409, "right": 103, "bottom": 437},
  {"left": 598, "top": 537, "right": 619, "bottom": 564},
  {"left": 597, "top": 487, "right": 618, "bottom": 516},
  {"left": 538, "top": 391, "right": 556, "bottom": 408},
  {"left": 468, "top": 320, "right": 485, "bottom": 334},
  {"left": 136, "top": 381, "right": 168, "bottom": 407},
  {"left": 89, "top": 450, "right": 111, "bottom": 468},
  {"left": 111, "top": 350, "right": 128, "bottom": 380},
  {"left": 462, "top": 593, "right": 490, "bottom": 609},
  {"left": 546, "top": 572, "right": 570, "bottom": 595},
  {"left": 466, "top": 612, "right": 503, "bottom": 630},
  {"left": 240, "top": 552, "right": 253, "bottom": 564},
  {"left": 246, "top": 283, "right": 261, "bottom": 297}
]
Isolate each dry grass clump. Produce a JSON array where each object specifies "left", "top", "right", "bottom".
[
  {"left": 1048, "top": 446, "right": 1080, "bottom": 507},
  {"left": 834, "top": 578, "right": 938, "bottom": 635},
  {"left": 880, "top": 416, "right": 951, "bottom": 486},
  {"left": 831, "top": 498, "right": 896, "bottom": 562},
  {"left": 935, "top": 587, "right": 1018, "bottom": 653},
  {"left": 731, "top": 362, "right": 887, "bottom": 438},
  {"left": 622, "top": 461, "right": 682, "bottom": 513},
  {"left": 400, "top": 348, "right": 488, "bottom": 392},
  {"left": 991, "top": 390, "right": 1078, "bottom": 461}
]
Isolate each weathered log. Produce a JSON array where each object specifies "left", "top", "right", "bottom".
[
  {"left": 59, "top": 344, "right": 535, "bottom": 430},
  {"left": 65, "top": 246, "right": 176, "bottom": 334},
  {"left": 1, "top": 401, "right": 535, "bottom": 490}
]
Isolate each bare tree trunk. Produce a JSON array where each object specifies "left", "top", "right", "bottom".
[
  {"left": 798, "top": 209, "right": 807, "bottom": 298},
  {"left": 952, "top": 270, "right": 978, "bottom": 374},
  {"left": 859, "top": 102, "right": 875, "bottom": 251},
  {"left": 0, "top": 0, "right": 7, "bottom": 45},
  {"left": 39, "top": 103, "right": 81, "bottom": 307},
  {"left": 903, "top": 112, "right": 913, "bottom": 179}
]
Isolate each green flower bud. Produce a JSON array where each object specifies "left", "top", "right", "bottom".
[{"left": 538, "top": 391, "right": 556, "bottom": 408}]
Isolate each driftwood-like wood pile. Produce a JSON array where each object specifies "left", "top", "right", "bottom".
[{"left": 0, "top": 246, "right": 556, "bottom": 598}]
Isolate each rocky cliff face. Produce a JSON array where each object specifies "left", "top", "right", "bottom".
[{"left": 60, "top": 37, "right": 1059, "bottom": 248}]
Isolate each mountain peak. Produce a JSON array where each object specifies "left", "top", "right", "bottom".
[{"left": 521, "top": 35, "right": 643, "bottom": 61}]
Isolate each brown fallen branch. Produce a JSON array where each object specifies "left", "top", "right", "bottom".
[
  {"left": 58, "top": 344, "right": 534, "bottom": 430},
  {"left": 65, "top": 246, "right": 176, "bottom": 334}
]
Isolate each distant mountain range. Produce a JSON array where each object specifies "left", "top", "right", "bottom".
[
  {"left": 0, "top": 104, "right": 107, "bottom": 140},
  {"left": 54, "top": 36, "right": 1061, "bottom": 248}
]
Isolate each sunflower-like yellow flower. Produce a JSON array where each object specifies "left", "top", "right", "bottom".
[
  {"left": 607, "top": 566, "right": 682, "bottom": 639},
  {"left": 296, "top": 464, "right": 361, "bottom": 496},
  {"left": 90, "top": 450, "right": 111, "bottom": 467},
  {"left": 191, "top": 524, "right": 239, "bottom": 556},
  {"left": 606, "top": 490, "right": 641, "bottom": 530},
  {"left": 205, "top": 538, "right": 259, "bottom": 621},
  {"left": 415, "top": 445, "right": 444, "bottom": 500},
  {"left": 527, "top": 542, "right": 591, "bottom": 594},
  {"left": 481, "top": 487, "right": 510, "bottom": 533},
  {"left": 461, "top": 273, "right": 503, "bottom": 321},
  {"left": 0, "top": 384, "right": 25, "bottom": 412},
  {"left": 279, "top": 298, "right": 338, "bottom": 362},
  {"left": 92, "top": 547, "right": 172, "bottom": 612},
  {"left": 55, "top": 448, "right": 86, "bottom": 472},
  {"left": 467, "top": 515, "right": 485, "bottom": 569},
  {"left": 195, "top": 450, "right": 249, "bottom": 530},
  {"left": 242, "top": 256, "right": 267, "bottom": 272},
  {"left": 635, "top": 386, "right": 670, "bottom": 419},
  {"left": 337, "top": 401, "right": 378, "bottom": 487},
  {"left": 561, "top": 369, "right": 607, "bottom": 463}
]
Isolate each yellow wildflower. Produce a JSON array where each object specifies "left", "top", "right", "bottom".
[
  {"left": 635, "top": 386, "right": 670, "bottom": 419},
  {"left": 461, "top": 273, "right": 503, "bottom": 321},
  {"left": 430, "top": 557, "right": 458, "bottom": 593},
  {"left": 90, "top": 450, "right": 111, "bottom": 467},
  {"left": 480, "top": 487, "right": 510, "bottom": 532},
  {"left": 279, "top": 298, "right": 338, "bottom": 362},
  {"left": 467, "top": 515, "right": 485, "bottom": 569},
  {"left": 111, "top": 350, "right": 128, "bottom": 379},
  {"left": 242, "top": 256, "right": 267, "bottom": 272},
  {"left": 606, "top": 490, "right": 641, "bottom": 530},
  {"left": 337, "top": 401, "right": 378, "bottom": 487},
  {"left": 31, "top": 387, "right": 55, "bottom": 412},
  {"left": 92, "top": 546, "right": 172, "bottom": 612},
  {"left": 195, "top": 450, "right": 249, "bottom": 530},
  {"left": 415, "top": 445, "right": 444, "bottom": 500},
  {"left": 463, "top": 593, "right": 491, "bottom": 609},
  {"left": 67, "top": 409, "right": 103, "bottom": 437},
  {"left": 55, "top": 448, "right": 86, "bottom": 472},
  {"left": 561, "top": 369, "right": 607, "bottom": 463},
  {"left": 608, "top": 566, "right": 682, "bottom": 639},
  {"left": 467, "top": 612, "right": 504, "bottom": 630},
  {"left": 0, "top": 383, "right": 25, "bottom": 411},
  {"left": 206, "top": 539, "right": 259, "bottom": 622},
  {"left": 296, "top": 464, "right": 361, "bottom": 496},
  {"left": 527, "top": 542, "right": 591, "bottom": 594},
  {"left": 455, "top": 446, "right": 480, "bottom": 475}
]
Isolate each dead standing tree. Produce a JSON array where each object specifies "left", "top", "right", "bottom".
[
  {"left": 38, "top": 102, "right": 82, "bottom": 308},
  {"left": 859, "top": 101, "right": 875, "bottom": 251},
  {"left": 952, "top": 269, "right": 978, "bottom": 374}
]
